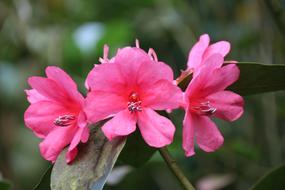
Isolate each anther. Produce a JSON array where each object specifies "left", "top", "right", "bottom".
[{"left": 54, "top": 114, "right": 76, "bottom": 127}]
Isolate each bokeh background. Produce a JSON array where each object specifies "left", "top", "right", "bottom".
[{"left": 0, "top": 0, "right": 285, "bottom": 189}]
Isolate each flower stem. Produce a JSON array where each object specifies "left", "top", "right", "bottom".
[{"left": 159, "top": 147, "right": 195, "bottom": 190}]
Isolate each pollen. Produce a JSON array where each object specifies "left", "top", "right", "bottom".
[
  {"left": 128, "top": 92, "right": 142, "bottom": 113},
  {"left": 54, "top": 114, "right": 76, "bottom": 127}
]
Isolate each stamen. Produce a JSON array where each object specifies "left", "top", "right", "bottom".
[
  {"left": 191, "top": 101, "right": 217, "bottom": 116},
  {"left": 148, "top": 48, "right": 158, "bottom": 62},
  {"left": 135, "top": 39, "right": 140, "bottom": 48},
  {"left": 54, "top": 114, "right": 76, "bottom": 127},
  {"left": 99, "top": 44, "right": 110, "bottom": 63},
  {"left": 128, "top": 92, "right": 142, "bottom": 113}
]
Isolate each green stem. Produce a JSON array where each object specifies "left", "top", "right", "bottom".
[{"left": 159, "top": 147, "right": 196, "bottom": 190}]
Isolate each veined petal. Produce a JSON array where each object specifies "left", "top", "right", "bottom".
[
  {"left": 45, "top": 66, "right": 84, "bottom": 105},
  {"left": 102, "top": 109, "right": 137, "bottom": 140},
  {"left": 141, "top": 80, "right": 183, "bottom": 110},
  {"left": 182, "top": 111, "right": 195, "bottom": 157},
  {"left": 187, "top": 34, "right": 210, "bottom": 70},
  {"left": 85, "top": 91, "right": 126, "bottom": 123},
  {"left": 194, "top": 115, "right": 224, "bottom": 152},
  {"left": 39, "top": 125, "right": 77, "bottom": 162},
  {"left": 137, "top": 108, "right": 175, "bottom": 147},
  {"left": 24, "top": 101, "right": 68, "bottom": 138},
  {"left": 207, "top": 90, "right": 244, "bottom": 121}
]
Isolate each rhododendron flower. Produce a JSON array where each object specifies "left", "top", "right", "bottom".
[
  {"left": 85, "top": 45, "right": 183, "bottom": 147},
  {"left": 187, "top": 34, "right": 231, "bottom": 73},
  {"left": 24, "top": 67, "right": 89, "bottom": 163},
  {"left": 182, "top": 54, "right": 244, "bottom": 156}
]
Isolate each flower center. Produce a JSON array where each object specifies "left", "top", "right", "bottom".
[
  {"left": 54, "top": 114, "right": 76, "bottom": 127},
  {"left": 191, "top": 101, "right": 216, "bottom": 116},
  {"left": 127, "top": 92, "right": 142, "bottom": 113}
]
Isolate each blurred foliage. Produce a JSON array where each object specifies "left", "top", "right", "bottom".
[
  {"left": 0, "top": 180, "right": 12, "bottom": 190},
  {"left": 0, "top": 0, "right": 285, "bottom": 190},
  {"left": 251, "top": 164, "right": 285, "bottom": 190}
]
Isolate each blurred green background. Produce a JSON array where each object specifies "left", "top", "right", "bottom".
[{"left": 0, "top": 0, "right": 285, "bottom": 189}]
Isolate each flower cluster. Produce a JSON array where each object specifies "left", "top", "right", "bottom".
[{"left": 24, "top": 34, "right": 244, "bottom": 163}]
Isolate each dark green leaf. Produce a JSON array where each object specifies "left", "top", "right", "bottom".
[
  {"left": 32, "top": 165, "right": 52, "bottom": 190},
  {"left": 229, "top": 62, "right": 285, "bottom": 95},
  {"left": 118, "top": 130, "right": 156, "bottom": 167},
  {"left": 0, "top": 180, "right": 12, "bottom": 190},
  {"left": 50, "top": 127, "right": 126, "bottom": 190},
  {"left": 251, "top": 164, "right": 285, "bottom": 190}
]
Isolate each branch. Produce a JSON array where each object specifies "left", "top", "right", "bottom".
[{"left": 159, "top": 147, "right": 196, "bottom": 190}]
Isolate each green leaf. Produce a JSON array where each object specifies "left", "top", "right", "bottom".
[
  {"left": 229, "top": 62, "right": 285, "bottom": 95},
  {"left": 0, "top": 180, "right": 12, "bottom": 190},
  {"left": 32, "top": 165, "right": 52, "bottom": 190},
  {"left": 118, "top": 130, "right": 156, "bottom": 167},
  {"left": 50, "top": 127, "right": 126, "bottom": 190},
  {"left": 251, "top": 164, "right": 285, "bottom": 190}
]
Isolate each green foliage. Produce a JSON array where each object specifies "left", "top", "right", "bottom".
[
  {"left": 0, "top": 180, "right": 11, "bottom": 190},
  {"left": 32, "top": 166, "right": 52, "bottom": 190},
  {"left": 229, "top": 63, "right": 285, "bottom": 95},
  {"left": 118, "top": 130, "right": 156, "bottom": 167},
  {"left": 50, "top": 127, "right": 126, "bottom": 190},
  {"left": 251, "top": 164, "right": 285, "bottom": 190}
]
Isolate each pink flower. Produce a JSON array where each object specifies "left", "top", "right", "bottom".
[
  {"left": 24, "top": 66, "right": 89, "bottom": 163},
  {"left": 182, "top": 54, "right": 244, "bottom": 156},
  {"left": 85, "top": 46, "right": 183, "bottom": 147},
  {"left": 187, "top": 34, "right": 231, "bottom": 73}
]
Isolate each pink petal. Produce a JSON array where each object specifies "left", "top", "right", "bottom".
[
  {"left": 85, "top": 91, "right": 126, "bottom": 123},
  {"left": 66, "top": 147, "right": 78, "bottom": 164},
  {"left": 206, "top": 90, "right": 244, "bottom": 121},
  {"left": 80, "top": 127, "right": 90, "bottom": 143},
  {"left": 182, "top": 111, "right": 195, "bottom": 157},
  {"left": 137, "top": 108, "right": 175, "bottom": 147},
  {"left": 39, "top": 125, "right": 77, "bottom": 162},
  {"left": 202, "top": 64, "right": 240, "bottom": 96},
  {"left": 114, "top": 47, "right": 151, "bottom": 84},
  {"left": 65, "top": 126, "right": 89, "bottom": 163},
  {"left": 136, "top": 60, "right": 174, "bottom": 86},
  {"left": 141, "top": 80, "right": 183, "bottom": 110},
  {"left": 187, "top": 34, "right": 210, "bottom": 70},
  {"left": 45, "top": 66, "right": 84, "bottom": 105},
  {"left": 194, "top": 115, "right": 224, "bottom": 152},
  {"left": 28, "top": 76, "right": 69, "bottom": 104},
  {"left": 68, "top": 127, "right": 89, "bottom": 152},
  {"left": 187, "top": 60, "right": 239, "bottom": 98},
  {"left": 203, "top": 41, "right": 230, "bottom": 61},
  {"left": 186, "top": 54, "right": 224, "bottom": 97},
  {"left": 77, "top": 111, "right": 87, "bottom": 128},
  {"left": 102, "top": 109, "right": 137, "bottom": 140},
  {"left": 25, "top": 89, "right": 48, "bottom": 103},
  {"left": 85, "top": 63, "right": 126, "bottom": 93},
  {"left": 24, "top": 101, "right": 68, "bottom": 138},
  {"left": 86, "top": 47, "right": 150, "bottom": 93}
]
